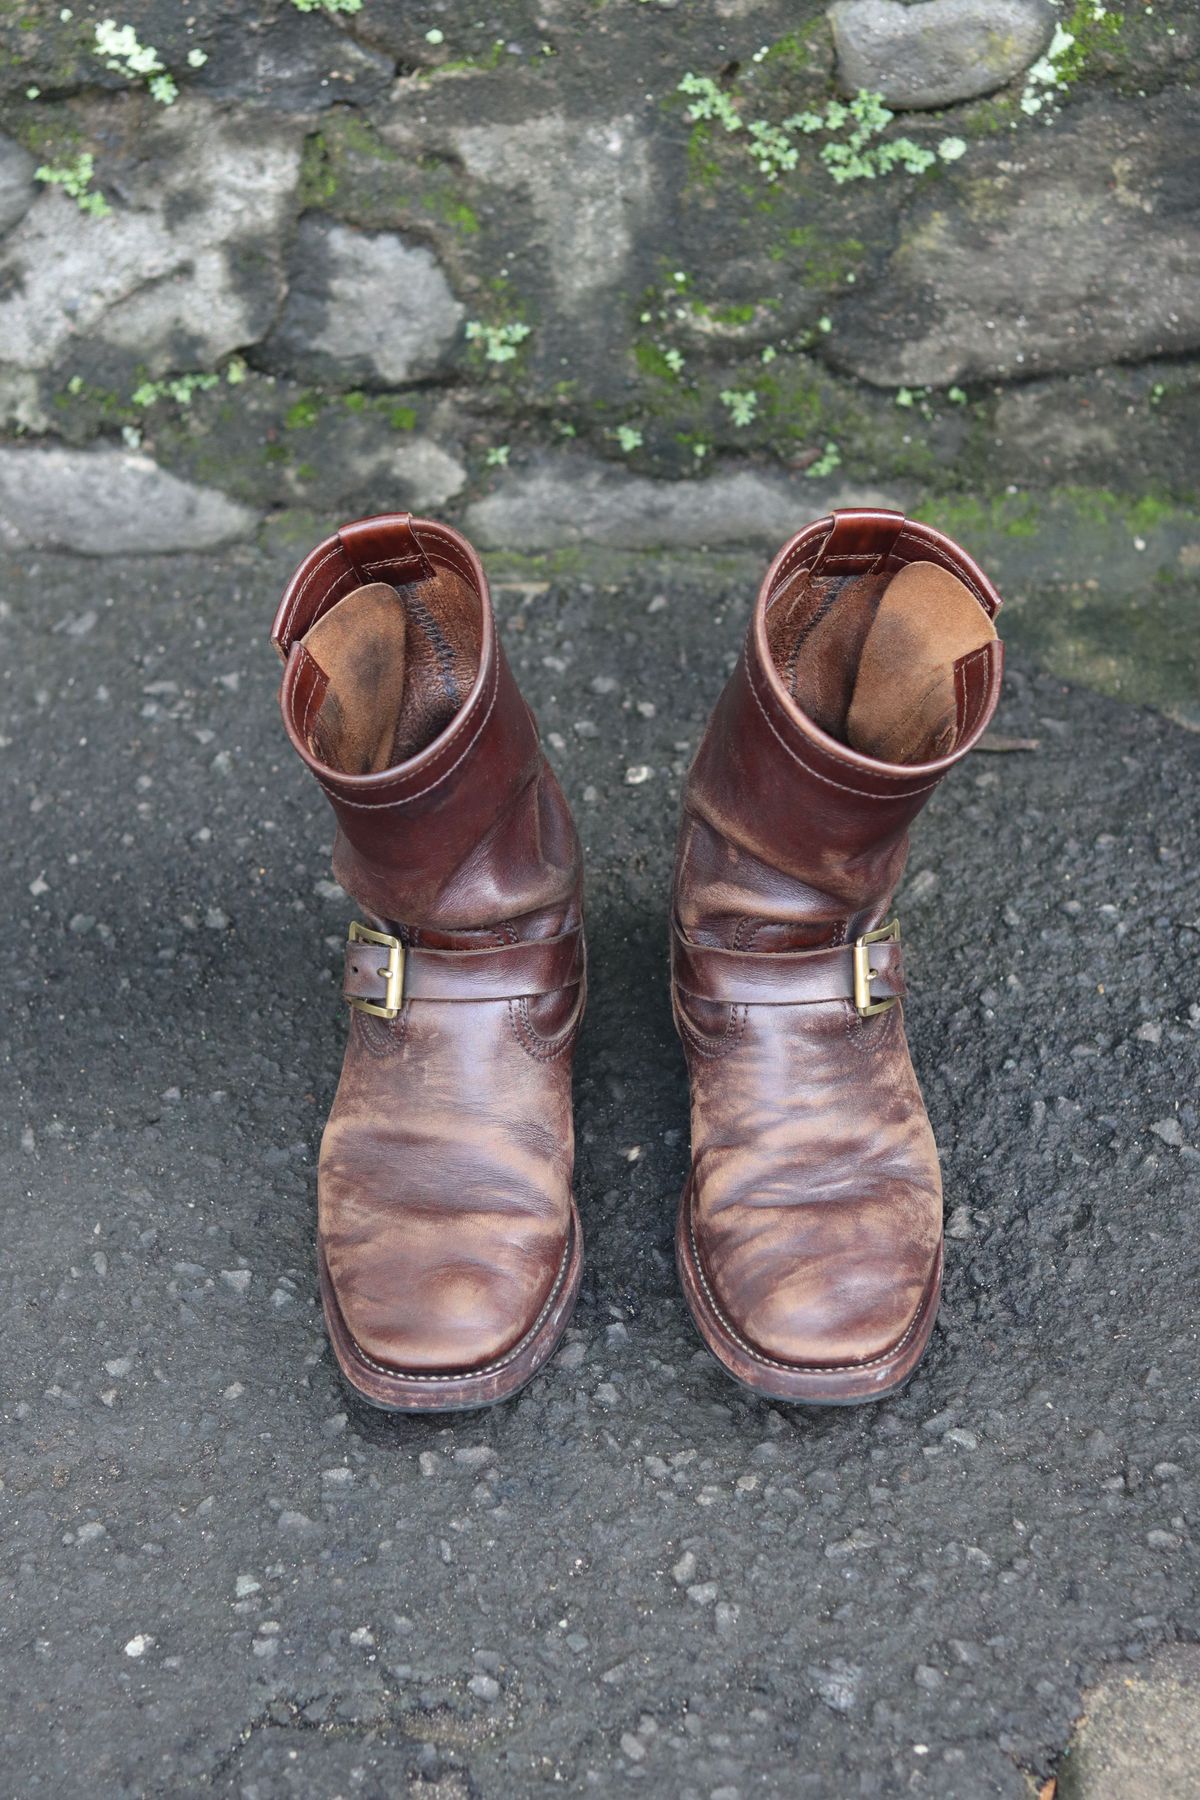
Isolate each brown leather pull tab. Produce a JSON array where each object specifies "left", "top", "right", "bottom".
[
  {"left": 338, "top": 513, "right": 433, "bottom": 588},
  {"left": 810, "top": 508, "right": 905, "bottom": 575},
  {"left": 271, "top": 515, "right": 435, "bottom": 657}
]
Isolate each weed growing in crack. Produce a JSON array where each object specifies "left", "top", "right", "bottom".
[
  {"left": 720, "top": 389, "right": 758, "bottom": 428},
  {"left": 465, "top": 320, "right": 532, "bottom": 365},
  {"left": 94, "top": 19, "right": 178, "bottom": 103},
  {"left": 806, "top": 442, "right": 842, "bottom": 478},
  {"left": 35, "top": 152, "right": 110, "bottom": 217},
  {"left": 676, "top": 76, "right": 964, "bottom": 186},
  {"left": 131, "top": 373, "right": 221, "bottom": 409}
]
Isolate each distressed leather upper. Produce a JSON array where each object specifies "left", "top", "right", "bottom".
[
  {"left": 673, "top": 510, "right": 1003, "bottom": 1375},
  {"left": 276, "top": 515, "right": 583, "bottom": 1379}
]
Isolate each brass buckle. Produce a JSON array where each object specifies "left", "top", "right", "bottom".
[
  {"left": 853, "top": 919, "right": 900, "bottom": 1018},
  {"left": 347, "top": 921, "right": 405, "bottom": 1020}
]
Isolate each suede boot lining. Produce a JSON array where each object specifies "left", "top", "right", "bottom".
[
  {"left": 298, "top": 568, "right": 481, "bottom": 775},
  {"left": 765, "top": 558, "right": 997, "bottom": 765}
]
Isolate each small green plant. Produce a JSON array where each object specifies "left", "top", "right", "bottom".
[
  {"left": 465, "top": 319, "right": 532, "bottom": 364},
  {"left": 283, "top": 394, "right": 322, "bottom": 429},
  {"left": 292, "top": 0, "right": 363, "bottom": 12},
  {"left": 800, "top": 94, "right": 936, "bottom": 184},
  {"left": 676, "top": 72, "right": 742, "bottom": 135},
  {"left": 1020, "top": 22, "right": 1077, "bottom": 113},
  {"left": 806, "top": 442, "right": 842, "bottom": 478},
  {"left": 746, "top": 117, "right": 802, "bottom": 179},
  {"left": 1039, "top": 2, "right": 1123, "bottom": 93},
  {"left": 485, "top": 444, "right": 510, "bottom": 466},
  {"left": 947, "top": 385, "right": 968, "bottom": 405},
  {"left": 895, "top": 384, "right": 936, "bottom": 419},
  {"left": 663, "top": 347, "right": 685, "bottom": 374},
  {"left": 677, "top": 76, "right": 958, "bottom": 187},
  {"left": 131, "top": 373, "right": 220, "bottom": 408},
  {"left": 35, "top": 153, "right": 110, "bottom": 218},
  {"left": 720, "top": 389, "right": 758, "bottom": 428},
  {"left": 1018, "top": 7, "right": 1121, "bottom": 118},
  {"left": 614, "top": 425, "right": 644, "bottom": 453},
  {"left": 94, "top": 20, "right": 179, "bottom": 103}
]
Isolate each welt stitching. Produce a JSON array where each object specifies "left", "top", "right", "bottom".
[
  {"left": 313, "top": 652, "right": 499, "bottom": 812},
  {"left": 686, "top": 1205, "right": 927, "bottom": 1373},
  {"left": 746, "top": 654, "right": 942, "bottom": 800},
  {"left": 340, "top": 1233, "right": 574, "bottom": 1383}
]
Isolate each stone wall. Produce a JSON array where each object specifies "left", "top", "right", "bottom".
[{"left": 0, "top": 0, "right": 1197, "bottom": 556}]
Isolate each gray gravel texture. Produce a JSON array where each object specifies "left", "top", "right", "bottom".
[{"left": 1, "top": 542, "right": 1198, "bottom": 1799}]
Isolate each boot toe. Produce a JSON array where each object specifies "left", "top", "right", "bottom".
[
  {"left": 733, "top": 1250, "right": 935, "bottom": 1370},
  {"left": 697, "top": 1188, "right": 940, "bottom": 1371},
  {"left": 330, "top": 1245, "right": 560, "bottom": 1378}
]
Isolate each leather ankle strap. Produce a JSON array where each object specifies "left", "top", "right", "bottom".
[
  {"left": 671, "top": 921, "right": 904, "bottom": 1013},
  {"left": 344, "top": 923, "right": 584, "bottom": 1015}
]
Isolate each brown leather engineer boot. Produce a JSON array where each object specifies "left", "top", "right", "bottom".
[
  {"left": 272, "top": 514, "right": 585, "bottom": 1411},
  {"left": 672, "top": 509, "right": 1003, "bottom": 1405}
]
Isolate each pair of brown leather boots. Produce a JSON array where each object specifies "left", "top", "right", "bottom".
[{"left": 272, "top": 508, "right": 1003, "bottom": 1412}]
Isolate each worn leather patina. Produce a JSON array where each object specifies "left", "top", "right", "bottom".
[
  {"left": 273, "top": 514, "right": 584, "bottom": 1411},
  {"left": 671, "top": 509, "right": 1004, "bottom": 1404}
]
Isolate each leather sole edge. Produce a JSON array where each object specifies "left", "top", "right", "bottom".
[
  {"left": 675, "top": 1181, "right": 942, "bottom": 1406},
  {"left": 318, "top": 1204, "right": 583, "bottom": 1413}
]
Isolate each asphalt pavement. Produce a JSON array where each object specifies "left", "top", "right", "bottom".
[{"left": 1, "top": 539, "right": 1197, "bottom": 1799}]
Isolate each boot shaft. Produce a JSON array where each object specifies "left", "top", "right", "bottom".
[
  {"left": 675, "top": 509, "right": 1003, "bottom": 947},
  {"left": 273, "top": 514, "right": 581, "bottom": 933}
]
